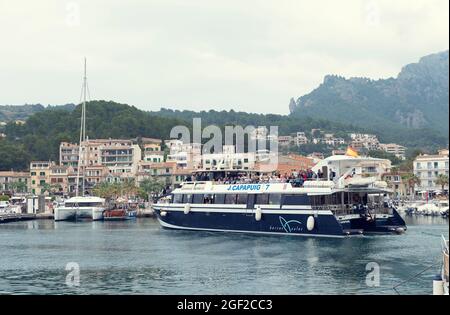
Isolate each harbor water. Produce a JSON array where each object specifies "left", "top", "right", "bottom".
[{"left": 0, "top": 216, "right": 448, "bottom": 295}]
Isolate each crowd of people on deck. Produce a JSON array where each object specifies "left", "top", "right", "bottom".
[{"left": 184, "top": 168, "right": 337, "bottom": 188}]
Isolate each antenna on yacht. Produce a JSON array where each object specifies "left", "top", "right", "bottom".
[{"left": 75, "top": 57, "right": 89, "bottom": 197}]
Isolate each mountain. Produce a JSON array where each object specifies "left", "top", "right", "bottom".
[
  {"left": 0, "top": 104, "right": 76, "bottom": 122},
  {"left": 290, "top": 50, "right": 449, "bottom": 136}
]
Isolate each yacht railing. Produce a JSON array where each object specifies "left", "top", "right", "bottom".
[{"left": 313, "top": 204, "right": 393, "bottom": 216}]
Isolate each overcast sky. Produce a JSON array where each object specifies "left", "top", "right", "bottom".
[{"left": 0, "top": 0, "right": 448, "bottom": 114}]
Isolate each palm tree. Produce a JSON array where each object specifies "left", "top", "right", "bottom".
[
  {"left": 435, "top": 174, "right": 449, "bottom": 194},
  {"left": 401, "top": 173, "right": 421, "bottom": 199}
]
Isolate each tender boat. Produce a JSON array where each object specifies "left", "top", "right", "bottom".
[
  {"left": 54, "top": 196, "right": 106, "bottom": 221},
  {"left": 153, "top": 156, "right": 407, "bottom": 238}
]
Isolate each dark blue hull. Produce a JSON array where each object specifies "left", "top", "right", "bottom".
[{"left": 153, "top": 204, "right": 407, "bottom": 237}]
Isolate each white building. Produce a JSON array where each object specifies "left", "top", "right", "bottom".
[
  {"left": 350, "top": 133, "right": 380, "bottom": 151},
  {"left": 379, "top": 143, "right": 407, "bottom": 160},
  {"left": 166, "top": 142, "right": 202, "bottom": 169},
  {"left": 202, "top": 145, "right": 256, "bottom": 171},
  {"left": 295, "top": 132, "right": 309, "bottom": 145},
  {"left": 414, "top": 150, "right": 449, "bottom": 193},
  {"left": 143, "top": 140, "right": 164, "bottom": 163}
]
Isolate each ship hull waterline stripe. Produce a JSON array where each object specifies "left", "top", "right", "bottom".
[{"left": 157, "top": 218, "right": 358, "bottom": 238}]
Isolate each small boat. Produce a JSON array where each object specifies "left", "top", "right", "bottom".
[{"left": 103, "top": 209, "right": 128, "bottom": 221}]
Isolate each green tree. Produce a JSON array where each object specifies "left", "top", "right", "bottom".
[
  {"left": 139, "top": 177, "right": 165, "bottom": 202},
  {"left": 9, "top": 181, "right": 28, "bottom": 194},
  {"left": 435, "top": 174, "right": 449, "bottom": 193}
]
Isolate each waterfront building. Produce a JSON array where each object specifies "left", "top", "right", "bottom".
[
  {"left": 414, "top": 150, "right": 449, "bottom": 193},
  {"left": 143, "top": 139, "right": 164, "bottom": 163},
  {"left": 202, "top": 145, "right": 256, "bottom": 171},
  {"left": 59, "top": 142, "right": 80, "bottom": 169},
  {"left": 166, "top": 143, "right": 202, "bottom": 169},
  {"left": 60, "top": 139, "right": 142, "bottom": 178},
  {"left": 137, "top": 161, "right": 177, "bottom": 187},
  {"left": 379, "top": 143, "right": 407, "bottom": 160},
  {"left": 49, "top": 165, "right": 71, "bottom": 195},
  {"left": 84, "top": 165, "right": 109, "bottom": 188},
  {"left": 382, "top": 172, "right": 409, "bottom": 198},
  {"left": 30, "top": 161, "right": 55, "bottom": 195},
  {"left": 0, "top": 171, "right": 30, "bottom": 193}
]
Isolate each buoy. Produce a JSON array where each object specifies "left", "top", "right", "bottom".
[
  {"left": 184, "top": 204, "right": 191, "bottom": 214},
  {"left": 160, "top": 211, "right": 167, "bottom": 217},
  {"left": 255, "top": 206, "right": 262, "bottom": 221},
  {"left": 306, "top": 216, "right": 315, "bottom": 231},
  {"left": 433, "top": 275, "right": 444, "bottom": 295}
]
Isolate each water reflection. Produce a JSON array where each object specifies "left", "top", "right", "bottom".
[{"left": 0, "top": 217, "right": 448, "bottom": 294}]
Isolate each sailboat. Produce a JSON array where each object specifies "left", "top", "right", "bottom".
[{"left": 54, "top": 58, "right": 106, "bottom": 221}]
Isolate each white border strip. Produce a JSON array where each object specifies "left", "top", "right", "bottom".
[{"left": 153, "top": 206, "right": 332, "bottom": 215}]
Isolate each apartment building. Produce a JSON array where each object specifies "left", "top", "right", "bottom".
[
  {"left": 137, "top": 161, "right": 177, "bottom": 187},
  {"left": 59, "top": 142, "right": 80, "bottom": 169},
  {"left": 143, "top": 139, "right": 164, "bottom": 163},
  {"left": 60, "top": 139, "right": 142, "bottom": 179},
  {"left": 167, "top": 143, "right": 202, "bottom": 169},
  {"left": 350, "top": 133, "right": 380, "bottom": 151},
  {"left": 0, "top": 171, "right": 30, "bottom": 193},
  {"left": 30, "top": 161, "right": 54, "bottom": 195},
  {"left": 379, "top": 143, "right": 407, "bottom": 160},
  {"left": 202, "top": 145, "right": 256, "bottom": 171},
  {"left": 295, "top": 132, "right": 309, "bottom": 146},
  {"left": 48, "top": 165, "right": 71, "bottom": 194},
  {"left": 382, "top": 172, "right": 409, "bottom": 198},
  {"left": 278, "top": 136, "right": 293, "bottom": 147},
  {"left": 414, "top": 150, "right": 449, "bottom": 193}
]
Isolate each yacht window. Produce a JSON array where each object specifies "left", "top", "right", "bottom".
[
  {"left": 214, "top": 194, "right": 226, "bottom": 204},
  {"left": 236, "top": 194, "right": 248, "bottom": 205},
  {"left": 203, "top": 194, "right": 214, "bottom": 204},
  {"left": 173, "top": 194, "right": 183, "bottom": 203},
  {"left": 225, "top": 194, "right": 237, "bottom": 204},
  {"left": 183, "top": 194, "right": 193, "bottom": 203},
  {"left": 283, "top": 194, "right": 310, "bottom": 206},
  {"left": 192, "top": 194, "right": 204, "bottom": 204},
  {"left": 256, "top": 194, "right": 269, "bottom": 205},
  {"left": 269, "top": 194, "right": 282, "bottom": 205}
]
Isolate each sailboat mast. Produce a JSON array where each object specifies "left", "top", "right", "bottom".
[
  {"left": 81, "top": 58, "right": 87, "bottom": 196},
  {"left": 75, "top": 58, "right": 87, "bottom": 197}
]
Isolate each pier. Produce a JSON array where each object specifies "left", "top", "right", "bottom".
[{"left": 0, "top": 213, "right": 36, "bottom": 223}]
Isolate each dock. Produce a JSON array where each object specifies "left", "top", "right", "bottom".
[{"left": 0, "top": 213, "right": 36, "bottom": 223}]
